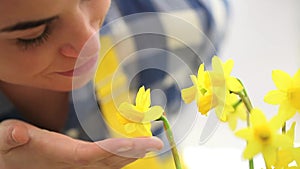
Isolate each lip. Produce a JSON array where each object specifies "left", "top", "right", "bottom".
[{"left": 58, "top": 55, "right": 98, "bottom": 77}]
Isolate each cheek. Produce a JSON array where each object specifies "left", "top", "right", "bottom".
[
  {"left": 100, "top": 0, "right": 111, "bottom": 14},
  {"left": 90, "top": 0, "right": 111, "bottom": 26},
  {"left": 0, "top": 47, "right": 54, "bottom": 80}
]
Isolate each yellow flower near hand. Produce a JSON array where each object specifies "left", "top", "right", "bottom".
[
  {"left": 264, "top": 69, "right": 300, "bottom": 120},
  {"left": 116, "top": 112, "right": 152, "bottom": 137},
  {"left": 235, "top": 108, "right": 293, "bottom": 167},
  {"left": 118, "top": 86, "right": 164, "bottom": 136}
]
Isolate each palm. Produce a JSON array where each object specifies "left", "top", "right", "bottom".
[{"left": 0, "top": 120, "right": 163, "bottom": 169}]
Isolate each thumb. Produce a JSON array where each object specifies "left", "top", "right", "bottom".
[{"left": 0, "top": 120, "right": 30, "bottom": 153}]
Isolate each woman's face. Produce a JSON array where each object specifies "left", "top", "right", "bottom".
[{"left": 0, "top": 0, "right": 110, "bottom": 91}]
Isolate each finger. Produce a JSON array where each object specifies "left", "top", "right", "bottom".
[
  {"left": 96, "top": 137, "right": 164, "bottom": 158},
  {"left": 101, "top": 155, "right": 137, "bottom": 168},
  {"left": 0, "top": 120, "right": 30, "bottom": 153}
]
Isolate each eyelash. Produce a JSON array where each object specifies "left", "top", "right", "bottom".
[{"left": 17, "top": 25, "right": 51, "bottom": 50}]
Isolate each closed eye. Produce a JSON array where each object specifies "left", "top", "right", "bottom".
[{"left": 17, "top": 25, "right": 51, "bottom": 50}]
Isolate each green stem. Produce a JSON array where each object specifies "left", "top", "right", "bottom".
[
  {"left": 158, "top": 115, "right": 182, "bottom": 169},
  {"left": 249, "top": 159, "right": 254, "bottom": 169},
  {"left": 232, "top": 80, "right": 254, "bottom": 169},
  {"left": 233, "top": 91, "right": 253, "bottom": 126},
  {"left": 233, "top": 99, "right": 243, "bottom": 109}
]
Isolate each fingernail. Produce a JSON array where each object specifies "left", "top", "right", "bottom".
[
  {"left": 150, "top": 136, "right": 162, "bottom": 142},
  {"left": 117, "top": 146, "right": 132, "bottom": 153},
  {"left": 150, "top": 137, "right": 164, "bottom": 150},
  {"left": 11, "top": 128, "right": 18, "bottom": 143}
]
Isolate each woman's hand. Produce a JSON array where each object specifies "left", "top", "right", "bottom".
[{"left": 0, "top": 119, "right": 163, "bottom": 169}]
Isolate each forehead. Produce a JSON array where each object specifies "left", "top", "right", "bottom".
[{"left": 0, "top": 0, "right": 64, "bottom": 28}]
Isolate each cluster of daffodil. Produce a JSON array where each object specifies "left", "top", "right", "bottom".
[
  {"left": 181, "top": 56, "right": 300, "bottom": 169},
  {"left": 116, "top": 56, "right": 299, "bottom": 169}
]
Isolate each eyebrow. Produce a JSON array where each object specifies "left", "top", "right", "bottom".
[{"left": 0, "top": 16, "right": 59, "bottom": 32}]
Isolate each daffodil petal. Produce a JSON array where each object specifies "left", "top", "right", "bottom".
[
  {"left": 264, "top": 90, "right": 287, "bottom": 104},
  {"left": 276, "top": 149, "right": 294, "bottom": 168},
  {"left": 212, "top": 56, "right": 224, "bottom": 74},
  {"left": 190, "top": 75, "right": 198, "bottom": 87},
  {"left": 223, "top": 59, "right": 234, "bottom": 76},
  {"left": 293, "top": 69, "right": 300, "bottom": 87},
  {"left": 208, "top": 71, "right": 225, "bottom": 87},
  {"left": 278, "top": 101, "right": 297, "bottom": 121},
  {"left": 263, "top": 146, "right": 277, "bottom": 167},
  {"left": 243, "top": 141, "right": 261, "bottom": 159},
  {"left": 197, "top": 63, "right": 205, "bottom": 78},
  {"left": 135, "top": 86, "right": 151, "bottom": 111},
  {"left": 136, "top": 122, "right": 152, "bottom": 136},
  {"left": 272, "top": 70, "right": 292, "bottom": 91},
  {"left": 269, "top": 115, "right": 285, "bottom": 131},
  {"left": 135, "top": 86, "right": 145, "bottom": 106},
  {"left": 286, "top": 122, "right": 296, "bottom": 141},
  {"left": 235, "top": 128, "right": 252, "bottom": 140},
  {"left": 250, "top": 108, "right": 267, "bottom": 126},
  {"left": 203, "top": 72, "right": 212, "bottom": 88},
  {"left": 215, "top": 109, "right": 227, "bottom": 121},
  {"left": 124, "top": 123, "right": 136, "bottom": 133},
  {"left": 227, "top": 76, "right": 243, "bottom": 92},
  {"left": 119, "top": 102, "right": 144, "bottom": 122},
  {"left": 142, "top": 106, "right": 164, "bottom": 122},
  {"left": 228, "top": 116, "right": 238, "bottom": 131},
  {"left": 181, "top": 86, "right": 197, "bottom": 103},
  {"left": 273, "top": 134, "right": 293, "bottom": 149},
  {"left": 143, "top": 88, "right": 151, "bottom": 109},
  {"left": 236, "top": 104, "right": 247, "bottom": 120}
]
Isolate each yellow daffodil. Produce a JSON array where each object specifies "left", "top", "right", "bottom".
[
  {"left": 181, "top": 63, "right": 217, "bottom": 115},
  {"left": 118, "top": 86, "right": 164, "bottom": 136},
  {"left": 116, "top": 112, "right": 152, "bottom": 137},
  {"left": 209, "top": 56, "right": 244, "bottom": 121},
  {"left": 264, "top": 69, "right": 300, "bottom": 120},
  {"left": 235, "top": 108, "right": 293, "bottom": 167},
  {"left": 210, "top": 56, "right": 243, "bottom": 92},
  {"left": 181, "top": 56, "right": 244, "bottom": 118}
]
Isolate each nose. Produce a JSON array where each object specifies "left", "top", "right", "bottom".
[
  {"left": 59, "top": 44, "right": 79, "bottom": 58},
  {"left": 59, "top": 17, "right": 99, "bottom": 58}
]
